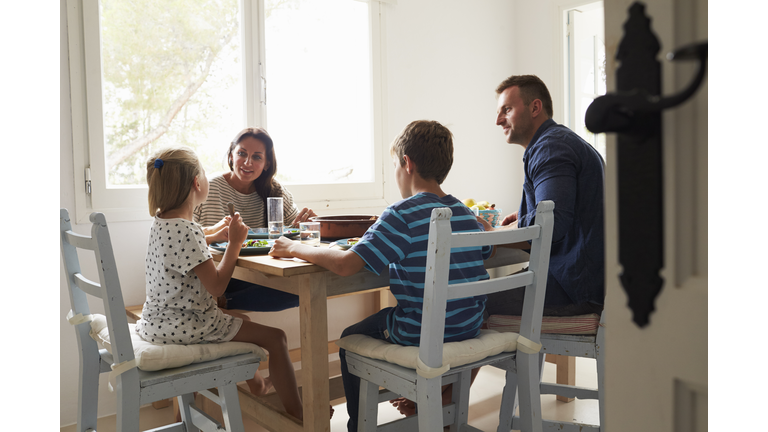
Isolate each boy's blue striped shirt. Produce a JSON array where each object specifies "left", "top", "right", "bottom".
[{"left": 350, "top": 193, "right": 492, "bottom": 346}]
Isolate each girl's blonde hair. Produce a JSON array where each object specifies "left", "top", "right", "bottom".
[{"left": 146, "top": 147, "right": 202, "bottom": 216}]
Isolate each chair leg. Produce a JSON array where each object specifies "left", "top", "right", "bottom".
[
  {"left": 596, "top": 345, "right": 605, "bottom": 431},
  {"left": 416, "top": 376, "right": 443, "bottom": 432},
  {"left": 115, "top": 374, "right": 141, "bottom": 432},
  {"left": 497, "top": 358, "right": 517, "bottom": 432},
  {"left": 450, "top": 370, "right": 472, "bottom": 431},
  {"left": 516, "top": 352, "right": 544, "bottom": 432},
  {"left": 178, "top": 393, "right": 200, "bottom": 432},
  {"left": 219, "top": 384, "right": 245, "bottom": 432},
  {"left": 358, "top": 379, "right": 380, "bottom": 432},
  {"left": 78, "top": 356, "right": 100, "bottom": 432}
]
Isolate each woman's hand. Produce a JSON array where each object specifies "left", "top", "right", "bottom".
[
  {"left": 268, "top": 237, "right": 296, "bottom": 258},
  {"left": 291, "top": 207, "right": 317, "bottom": 227}
]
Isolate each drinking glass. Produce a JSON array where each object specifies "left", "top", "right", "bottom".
[
  {"left": 300, "top": 221, "right": 321, "bottom": 246},
  {"left": 267, "top": 197, "right": 284, "bottom": 239}
]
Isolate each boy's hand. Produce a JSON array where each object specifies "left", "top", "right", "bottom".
[
  {"left": 228, "top": 213, "right": 249, "bottom": 246},
  {"left": 269, "top": 237, "right": 296, "bottom": 258},
  {"left": 501, "top": 211, "right": 519, "bottom": 226},
  {"left": 477, "top": 216, "right": 495, "bottom": 232}
]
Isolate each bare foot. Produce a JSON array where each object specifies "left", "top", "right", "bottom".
[
  {"left": 246, "top": 373, "right": 274, "bottom": 396},
  {"left": 389, "top": 384, "right": 454, "bottom": 418},
  {"left": 389, "top": 397, "right": 417, "bottom": 417}
]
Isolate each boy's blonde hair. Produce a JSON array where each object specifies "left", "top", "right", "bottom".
[
  {"left": 390, "top": 120, "right": 453, "bottom": 184},
  {"left": 146, "top": 147, "right": 202, "bottom": 216}
]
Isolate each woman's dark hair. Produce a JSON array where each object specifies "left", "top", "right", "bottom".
[{"left": 227, "top": 127, "right": 282, "bottom": 220}]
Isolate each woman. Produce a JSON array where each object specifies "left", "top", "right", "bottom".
[{"left": 194, "top": 127, "right": 317, "bottom": 311}]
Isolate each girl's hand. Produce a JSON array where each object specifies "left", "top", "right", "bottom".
[
  {"left": 228, "top": 213, "right": 249, "bottom": 246},
  {"left": 291, "top": 207, "right": 317, "bottom": 227},
  {"left": 202, "top": 216, "right": 232, "bottom": 235},
  {"left": 208, "top": 226, "right": 229, "bottom": 244},
  {"left": 268, "top": 237, "right": 296, "bottom": 258},
  {"left": 212, "top": 215, "right": 232, "bottom": 231}
]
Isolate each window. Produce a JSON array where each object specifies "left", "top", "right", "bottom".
[
  {"left": 562, "top": 1, "right": 606, "bottom": 159},
  {"left": 66, "top": 0, "right": 385, "bottom": 223}
]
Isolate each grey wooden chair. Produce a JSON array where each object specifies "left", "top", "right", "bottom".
[
  {"left": 341, "top": 201, "right": 555, "bottom": 432},
  {"left": 496, "top": 314, "right": 605, "bottom": 432},
  {"left": 60, "top": 209, "right": 261, "bottom": 432}
]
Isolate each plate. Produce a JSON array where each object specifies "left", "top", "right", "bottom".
[
  {"left": 247, "top": 228, "right": 300, "bottom": 239},
  {"left": 331, "top": 238, "right": 362, "bottom": 250},
  {"left": 210, "top": 239, "right": 275, "bottom": 255}
]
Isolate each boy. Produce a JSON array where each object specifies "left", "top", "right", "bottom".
[{"left": 269, "top": 120, "right": 492, "bottom": 432}]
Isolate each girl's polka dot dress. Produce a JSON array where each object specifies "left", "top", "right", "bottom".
[{"left": 135, "top": 218, "right": 239, "bottom": 345}]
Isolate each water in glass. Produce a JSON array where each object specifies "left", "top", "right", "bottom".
[
  {"left": 300, "top": 222, "right": 321, "bottom": 246},
  {"left": 267, "top": 197, "right": 284, "bottom": 240}
]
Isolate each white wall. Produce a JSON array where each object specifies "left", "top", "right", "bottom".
[{"left": 60, "top": 0, "right": 570, "bottom": 426}]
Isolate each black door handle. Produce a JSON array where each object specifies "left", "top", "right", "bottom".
[
  {"left": 585, "top": 41, "right": 707, "bottom": 134},
  {"left": 582, "top": 2, "right": 708, "bottom": 328}
]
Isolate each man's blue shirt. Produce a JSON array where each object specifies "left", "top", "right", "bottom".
[{"left": 516, "top": 119, "right": 605, "bottom": 306}]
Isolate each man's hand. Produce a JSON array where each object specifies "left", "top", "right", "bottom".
[
  {"left": 269, "top": 236, "right": 297, "bottom": 258},
  {"left": 501, "top": 211, "right": 519, "bottom": 227}
]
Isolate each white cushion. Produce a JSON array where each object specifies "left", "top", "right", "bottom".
[
  {"left": 89, "top": 314, "right": 266, "bottom": 372},
  {"left": 336, "top": 329, "right": 519, "bottom": 378}
]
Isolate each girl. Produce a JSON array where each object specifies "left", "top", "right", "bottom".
[{"left": 134, "top": 146, "right": 304, "bottom": 420}]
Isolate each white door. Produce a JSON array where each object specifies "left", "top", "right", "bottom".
[{"left": 602, "top": 1, "right": 707, "bottom": 431}]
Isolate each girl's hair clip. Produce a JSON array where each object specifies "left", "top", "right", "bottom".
[{"left": 154, "top": 158, "right": 164, "bottom": 168}]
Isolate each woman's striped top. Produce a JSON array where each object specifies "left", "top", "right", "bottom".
[
  {"left": 193, "top": 174, "right": 299, "bottom": 229},
  {"left": 350, "top": 192, "right": 492, "bottom": 346}
]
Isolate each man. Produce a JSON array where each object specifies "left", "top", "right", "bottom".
[
  {"left": 488, "top": 74, "right": 605, "bottom": 315},
  {"left": 388, "top": 76, "right": 608, "bottom": 419}
]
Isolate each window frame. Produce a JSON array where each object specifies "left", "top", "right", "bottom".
[
  {"left": 555, "top": 0, "right": 606, "bottom": 154},
  {"left": 66, "top": 0, "right": 388, "bottom": 224}
]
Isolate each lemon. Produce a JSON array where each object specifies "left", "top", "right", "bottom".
[{"left": 462, "top": 198, "right": 476, "bottom": 208}]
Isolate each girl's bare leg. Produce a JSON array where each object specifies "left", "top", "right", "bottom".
[
  {"left": 222, "top": 310, "right": 274, "bottom": 395},
  {"left": 231, "top": 320, "right": 303, "bottom": 420}
]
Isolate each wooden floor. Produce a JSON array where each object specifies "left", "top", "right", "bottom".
[{"left": 60, "top": 357, "right": 599, "bottom": 432}]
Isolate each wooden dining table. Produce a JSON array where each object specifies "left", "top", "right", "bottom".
[{"left": 210, "top": 243, "right": 531, "bottom": 432}]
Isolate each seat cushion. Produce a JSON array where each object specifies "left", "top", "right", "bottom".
[
  {"left": 89, "top": 314, "right": 266, "bottom": 372},
  {"left": 337, "top": 329, "right": 519, "bottom": 378},
  {"left": 487, "top": 313, "right": 600, "bottom": 335}
]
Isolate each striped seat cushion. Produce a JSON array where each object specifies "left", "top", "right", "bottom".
[{"left": 488, "top": 313, "right": 600, "bottom": 335}]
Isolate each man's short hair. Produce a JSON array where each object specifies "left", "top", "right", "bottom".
[
  {"left": 496, "top": 75, "right": 554, "bottom": 118},
  {"left": 390, "top": 120, "right": 453, "bottom": 185}
]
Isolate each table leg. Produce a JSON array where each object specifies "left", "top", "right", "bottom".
[{"left": 298, "top": 273, "right": 331, "bottom": 432}]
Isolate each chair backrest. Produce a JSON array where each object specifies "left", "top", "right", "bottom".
[
  {"left": 419, "top": 201, "right": 554, "bottom": 370},
  {"left": 60, "top": 209, "right": 136, "bottom": 367}
]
